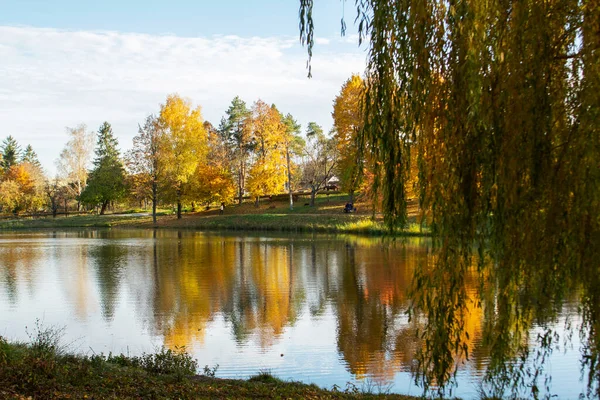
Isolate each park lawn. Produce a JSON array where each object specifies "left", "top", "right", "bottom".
[
  {"left": 0, "top": 213, "right": 154, "bottom": 230},
  {"left": 0, "top": 194, "right": 426, "bottom": 236}
]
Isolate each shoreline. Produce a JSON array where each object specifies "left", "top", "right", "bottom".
[
  {"left": 0, "top": 338, "right": 420, "bottom": 399},
  {"left": 0, "top": 213, "right": 429, "bottom": 237}
]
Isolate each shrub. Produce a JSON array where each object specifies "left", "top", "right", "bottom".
[
  {"left": 107, "top": 346, "right": 197, "bottom": 377},
  {"left": 25, "top": 319, "right": 67, "bottom": 358}
]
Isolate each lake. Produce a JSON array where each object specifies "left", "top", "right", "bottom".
[{"left": 0, "top": 230, "right": 591, "bottom": 398}]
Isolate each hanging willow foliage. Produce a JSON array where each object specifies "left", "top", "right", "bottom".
[{"left": 301, "top": 0, "right": 599, "bottom": 397}]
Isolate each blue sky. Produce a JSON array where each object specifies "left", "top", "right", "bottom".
[
  {"left": 0, "top": 1, "right": 367, "bottom": 174},
  {"left": 0, "top": 0, "right": 351, "bottom": 38}
]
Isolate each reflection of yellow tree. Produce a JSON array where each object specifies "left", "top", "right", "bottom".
[
  {"left": 249, "top": 243, "right": 295, "bottom": 348},
  {"left": 61, "top": 246, "right": 94, "bottom": 320},
  {"left": 152, "top": 233, "right": 238, "bottom": 349},
  {"left": 149, "top": 234, "right": 303, "bottom": 351},
  {"left": 0, "top": 240, "right": 43, "bottom": 304},
  {"left": 335, "top": 243, "right": 415, "bottom": 382},
  {"left": 334, "top": 240, "right": 486, "bottom": 384}
]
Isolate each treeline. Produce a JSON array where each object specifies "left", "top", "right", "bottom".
[{"left": 0, "top": 75, "right": 371, "bottom": 221}]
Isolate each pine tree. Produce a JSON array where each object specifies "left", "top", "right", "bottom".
[
  {"left": 1, "top": 136, "right": 21, "bottom": 170},
  {"left": 80, "top": 122, "right": 127, "bottom": 214},
  {"left": 222, "top": 96, "right": 252, "bottom": 204},
  {"left": 21, "top": 144, "right": 42, "bottom": 169}
]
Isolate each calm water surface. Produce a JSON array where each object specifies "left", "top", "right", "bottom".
[{"left": 0, "top": 230, "right": 587, "bottom": 398}]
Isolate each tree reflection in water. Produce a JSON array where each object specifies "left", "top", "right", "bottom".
[{"left": 0, "top": 231, "right": 596, "bottom": 398}]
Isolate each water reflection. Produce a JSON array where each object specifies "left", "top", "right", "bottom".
[{"left": 0, "top": 230, "right": 591, "bottom": 398}]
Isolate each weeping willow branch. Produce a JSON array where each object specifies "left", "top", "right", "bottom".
[{"left": 300, "top": 0, "right": 600, "bottom": 396}]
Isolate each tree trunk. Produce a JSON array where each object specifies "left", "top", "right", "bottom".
[
  {"left": 238, "top": 161, "right": 244, "bottom": 205},
  {"left": 176, "top": 186, "right": 182, "bottom": 219},
  {"left": 100, "top": 200, "right": 109, "bottom": 215},
  {"left": 254, "top": 196, "right": 259, "bottom": 208},
  {"left": 348, "top": 190, "right": 354, "bottom": 204},
  {"left": 286, "top": 148, "right": 293, "bottom": 210},
  {"left": 310, "top": 189, "right": 316, "bottom": 207},
  {"left": 76, "top": 181, "right": 82, "bottom": 211},
  {"left": 64, "top": 199, "right": 68, "bottom": 216},
  {"left": 152, "top": 180, "right": 157, "bottom": 224}
]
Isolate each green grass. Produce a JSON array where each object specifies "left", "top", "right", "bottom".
[
  {"left": 0, "top": 213, "right": 154, "bottom": 229},
  {"left": 0, "top": 333, "right": 418, "bottom": 399},
  {"left": 165, "top": 213, "right": 427, "bottom": 236},
  {"left": 0, "top": 194, "right": 429, "bottom": 237}
]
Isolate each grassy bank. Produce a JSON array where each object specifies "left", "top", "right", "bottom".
[
  {"left": 0, "top": 334, "right": 416, "bottom": 399},
  {"left": 0, "top": 194, "right": 428, "bottom": 236},
  {"left": 149, "top": 213, "right": 426, "bottom": 236},
  {"left": 0, "top": 213, "right": 154, "bottom": 230}
]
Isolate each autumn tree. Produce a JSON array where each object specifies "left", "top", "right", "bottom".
[
  {"left": 221, "top": 96, "right": 252, "bottom": 204},
  {"left": 0, "top": 180, "right": 20, "bottom": 214},
  {"left": 188, "top": 121, "right": 236, "bottom": 207},
  {"left": 301, "top": 122, "right": 338, "bottom": 207},
  {"left": 80, "top": 122, "right": 127, "bottom": 215},
  {"left": 0, "top": 163, "right": 45, "bottom": 214},
  {"left": 127, "top": 115, "right": 163, "bottom": 224},
  {"left": 0, "top": 137, "right": 45, "bottom": 214},
  {"left": 332, "top": 75, "right": 366, "bottom": 203},
  {"left": 56, "top": 124, "right": 94, "bottom": 211},
  {"left": 246, "top": 101, "right": 287, "bottom": 206},
  {"left": 158, "top": 94, "right": 207, "bottom": 219}
]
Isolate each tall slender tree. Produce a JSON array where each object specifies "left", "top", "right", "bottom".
[
  {"left": 56, "top": 124, "right": 94, "bottom": 211},
  {"left": 127, "top": 114, "right": 164, "bottom": 224},
  {"left": 222, "top": 96, "right": 252, "bottom": 204},
  {"left": 281, "top": 113, "right": 304, "bottom": 210}
]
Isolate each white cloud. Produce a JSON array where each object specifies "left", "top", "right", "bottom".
[
  {"left": 315, "top": 37, "right": 331, "bottom": 45},
  {"left": 0, "top": 26, "right": 366, "bottom": 174}
]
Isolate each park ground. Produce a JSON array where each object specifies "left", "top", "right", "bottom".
[{"left": 0, "top": 193, "right": 425, "bottom": 236}]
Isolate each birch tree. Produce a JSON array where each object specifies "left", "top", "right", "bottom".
[{"left": 56, "top": 124, "right": 94, "bottom": 211}]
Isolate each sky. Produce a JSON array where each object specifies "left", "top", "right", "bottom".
[{"left": 0, "top": 0, "right": 368, "bottom": 174}]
